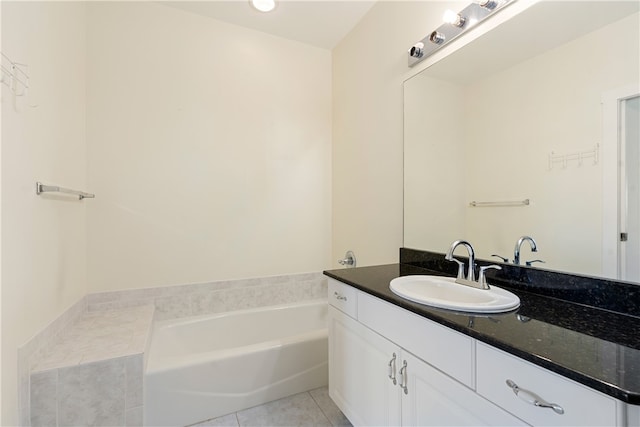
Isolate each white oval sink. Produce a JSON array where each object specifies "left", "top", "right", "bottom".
[{"left": 389, "top": 275, "right": 520, "bottom": 313}]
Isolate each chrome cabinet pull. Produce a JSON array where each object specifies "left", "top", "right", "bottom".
[
  {"left": 398, "top": 360, "right": 408, "bottom": 395},
  {"left": 333, "top": 291, "right": 347, "bottom": 301},
  {"left": 506, "top": 379, "right": 564, "bottom": 415},
  {"left": 388, "top": 353, "right": 397, "bottom": 385}
]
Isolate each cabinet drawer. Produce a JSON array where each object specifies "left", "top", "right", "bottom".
[
  {"left": 328, "top": 278, "right": 358, "bottom": 318},
  {"left": 358, "top": 291, "right": 475, "bottom": 388},
  {"left": 476, "top": 342, "right": 621, "bottom": 426}
]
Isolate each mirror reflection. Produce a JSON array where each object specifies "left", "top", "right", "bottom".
[{"left": 403, "top": 1, "right": 640, "bottom": 281}]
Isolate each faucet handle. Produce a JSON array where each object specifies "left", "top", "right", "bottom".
[
  {"left": 525, "top": 259, "right": 545, "bottom": 267},
  {"left": 338, "top": 250, "right": 357, "bottom": 268},
  {"left": 491, "top": 254, "right": 509, "bottom": 263},
  {"left": 478, "top": 265, "right": 502, "bottom": 289},
  {"left": 449, "top": 258, "right": 465, "bottom": 280}
]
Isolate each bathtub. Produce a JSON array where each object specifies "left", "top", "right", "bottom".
[{"left": 144, "top": 299, "right": 328, "bottom": 427}]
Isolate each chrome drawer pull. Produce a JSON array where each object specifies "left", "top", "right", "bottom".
[
  {"left": 506, "top": 379, "right": 564, "bottom": 415},
  {"left": 399, "top": 360, "right": 408, "bottom": 395},
  {"left": 388, "top": 353, "right": 397, "bottom": 385},
  {"left": 333, "top": 291, "right": 347, "bottom": 301}
]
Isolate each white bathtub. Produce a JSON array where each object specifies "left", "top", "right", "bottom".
[{"left": 144, "top": 299, "right": 328, "bottom": 427}]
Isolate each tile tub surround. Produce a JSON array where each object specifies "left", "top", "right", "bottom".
[
  {"left": 31, "top": 305, "right": 154, "bottom": 373},
  {"left": 18, "top": 296, "right": 89, "bottom": 426},
  {"left": 31, "top": 355, "right": 144, "bottom": 427},
  {"left": 323, "top": 258, "right": 640, "bottom": 405},
  {"left": 29, "top": 305, "right": 153, "bottom": 426},
  {"left": 23, "top": 272, "right": 327, "bottom": 426},
  {"left": 87, "top": 272, "right": 328, "bottom": 320}
]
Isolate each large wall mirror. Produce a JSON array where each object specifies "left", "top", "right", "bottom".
[{"left": 404, "top": 1, "right": 640, "bottom": 282}]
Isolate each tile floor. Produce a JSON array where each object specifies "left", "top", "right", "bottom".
[{"left": 188, "top": 387, "right": 352, "bottom": 427}]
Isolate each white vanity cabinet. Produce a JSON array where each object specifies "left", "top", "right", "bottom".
[
  {"left": 328, "top": 279, "right": 526, "bottom": 427},
  {"left": 327, "top": 278, "right": 631, "bottom": 427}
]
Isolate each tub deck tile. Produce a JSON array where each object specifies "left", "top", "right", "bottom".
[{"left": 31, "top": 304, "right": 154, "bottom": 372}]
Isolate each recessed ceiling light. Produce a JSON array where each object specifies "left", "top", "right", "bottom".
[{"left": 250, "top": 0, "right": 276, "bottom": 13}]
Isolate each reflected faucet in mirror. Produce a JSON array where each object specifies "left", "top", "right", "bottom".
[
  {"left": 493, "top": 235, "right": 543, "bottom": 266},
  {"left": 514, "top": 235, "right": 538, "bottom": 266}
]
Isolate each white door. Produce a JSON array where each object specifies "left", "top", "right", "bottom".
[
  {"left": 328, "top": 306, "right": 401, "bottom": 427},
  {"left": 400, "top": 351, "right": 527, "bottom": 426},
  {"left": 620, "top": 95, "right": 640, "bottom": 281}
]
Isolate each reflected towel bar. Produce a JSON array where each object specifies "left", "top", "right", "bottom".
[
  {"left": 469, "top": 199, "right": 529, "bottom": 207},
  {"left": 36, "top": 182, "right": 95, "bottom": 200}
]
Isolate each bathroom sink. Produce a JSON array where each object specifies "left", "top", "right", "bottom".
[{"left": 389, "top": 275, "right": 520, "bottom": 313}]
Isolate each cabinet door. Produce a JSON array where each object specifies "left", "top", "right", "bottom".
[
  {"left": 328, "top": 306, "right": 401, "bottom": 427},
  {"left": 358, "top": 291, "right": 474, "bottom": 388},
  {"left": 401, "top": 352, "right": 528, "bottom": 427}
]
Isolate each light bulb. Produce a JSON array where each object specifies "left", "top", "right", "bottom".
[
  {"left": 251, "top": 0, "right": 276, "bottom": 12},
  {"left": 410, "top": 42, "right": 424, "bottom": 58},
  {"left": 429, "top": 31, "right": 445, "bottom": 45},
  {"left": 476, "top": 0, "right": 498, "bottom": 10},
  {"left": 443, "top": 10, "right": 466, "bottom": 28}
]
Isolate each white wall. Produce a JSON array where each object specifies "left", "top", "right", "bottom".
[
  {"left": 0, "top": 2, "right": 3, "bottom": 422},
  {"left": 331, "top": 1, "right": 464, "bottom": 267},
  {"left": 1, "top": 2, "right": 87, "bottom": 424},
  {"left": 85, "top": 2, "right": 332, "bottom": 292}
]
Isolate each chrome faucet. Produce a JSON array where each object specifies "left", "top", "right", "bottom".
[
  {"left": 513, "top": 236, "right": 538, "bottom": 265},
  {"left": 446, "top": 240, "right": 501, "bottom": 290},
  {"left": 445, "top": 240, "right": 476, "bottom": 282}
]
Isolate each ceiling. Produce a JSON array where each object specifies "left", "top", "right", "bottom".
[{"left": 161, "top": 1, "right": 377, "bottom": 49}]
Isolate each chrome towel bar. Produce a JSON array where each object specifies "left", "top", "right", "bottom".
[
  {"left": 469, "top": 199, "right": 529, "bottom": 207},
  {"left": 36, "top": 182, "right": 95, "bottom": 200}
]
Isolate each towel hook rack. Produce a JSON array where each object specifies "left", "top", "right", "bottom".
[{"left": 1, "top": 52, "right": 29, "bottom": 96}]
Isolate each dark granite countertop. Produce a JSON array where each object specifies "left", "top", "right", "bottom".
[{"left": 324, "top": 262, "right": 640, "bottom": 405}]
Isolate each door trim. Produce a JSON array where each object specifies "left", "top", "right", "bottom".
[{"left": 602, "top": 85, "right": 640, "bottom": 279}]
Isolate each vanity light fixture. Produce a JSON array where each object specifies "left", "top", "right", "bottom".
[
  {"left": 250, "top": 0, "right": 276, "bottom": 13},
  {"left": 408, "top": 0, "right": 514, "bottom": 67}
]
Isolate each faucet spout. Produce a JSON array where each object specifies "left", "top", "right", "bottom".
[
  {"left": 513, "top": 236, "right": 538, "bottom": 265},
  {"left": 445, "top": 239, "right": 476, "bottom": 282}
]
